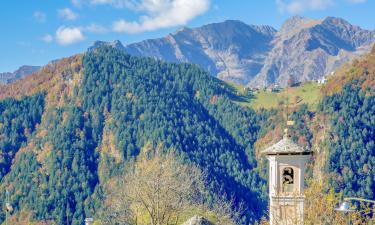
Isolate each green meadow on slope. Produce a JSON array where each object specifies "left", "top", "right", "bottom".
[{"left": 226, "top": 81, "right": 322, "bottom": 110}]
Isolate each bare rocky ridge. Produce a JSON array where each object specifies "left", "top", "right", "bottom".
[
  {"left": 250, "top": 16, "right": 375, "bottom": 87},
  {"left": 0, "top": 65, "right": 40, "bottom": 84},
  {"left": 88, "top": 16, "right": 375, "bottom": 87},
  {"left": 87, "top": 40, "right": 125, "bottom": 52},
  {"left": 125, "top": 20, "right": 276, "bottom": 84}
]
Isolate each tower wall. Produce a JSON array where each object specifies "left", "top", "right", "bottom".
[{"left": 267, "top": 155, "right": 309, "bottom": 225}]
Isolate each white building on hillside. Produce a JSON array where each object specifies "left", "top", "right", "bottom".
[{"left": 317, "top": 77, "right": 327, "bottom": 84}]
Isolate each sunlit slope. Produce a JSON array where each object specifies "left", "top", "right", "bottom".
[{"left": 226, "top": 81, "right": 322, "bottom": 110}]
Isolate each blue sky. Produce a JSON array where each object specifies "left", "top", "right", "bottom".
[{"left": 1, "top": 0, "right": 374, "bottom": 72}]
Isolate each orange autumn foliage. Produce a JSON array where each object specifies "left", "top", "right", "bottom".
[
  {"left": 323, "top": 44, "right": 375, "bottom": 96},
  {"left": 0, "top": 55, "right": 82, "bottom": 100}
]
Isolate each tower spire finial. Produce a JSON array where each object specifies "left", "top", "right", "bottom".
[{"left": 284, "top": 128, "right": 289, "bottom": 138}]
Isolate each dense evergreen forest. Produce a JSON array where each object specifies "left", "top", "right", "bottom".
[
  {"left": 0, "top": 47, "right": 267, "bottom": 224},
  {"left": 321, "top": 81, "right": 374, "bottom": 200},
  {"left": 0, "top": 46, "right": 373, "bottom": 224},
  {"left": 0, "top": 93, "right": 45, "bottom": 180}
]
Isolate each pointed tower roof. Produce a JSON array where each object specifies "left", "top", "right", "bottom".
[{"left": 262, "top": 136, "right": 312, "bottom": 156}]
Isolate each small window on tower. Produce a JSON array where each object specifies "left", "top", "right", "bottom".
[{"left": 282, "top": 167, "right": 294, "bottom": 193}]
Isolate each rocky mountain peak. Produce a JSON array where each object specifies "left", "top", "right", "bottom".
[
  {"left": 196, "top": 20, "right": 277, "bottom": 38},
  {"left": 322, "top": 16, "right": 352, "bottom": 27},
  {"left": 123, "top": 20, "right": 277, "bottom": 84},
  {"left": 88, "top": 40, "right": 125, "bottom": 52},
  {"left": 250, "top": 16, "right": 375, "bottom": 87},
  {"left": 0, "top": 65, "right": 40, "bottom": 85},
  {"left": 87, "top": 16, "right": 375, "bottom": 87},
  {"left": 172, "top": 26, "right": 190, "bottom": 35},
  {"left": 279, "top": 16, "right": 322, "bottom": 39},
  {"left": 320, "top": 16, "right": 375, "bottom": 48}
]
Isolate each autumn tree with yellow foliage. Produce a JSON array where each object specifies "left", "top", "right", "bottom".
[{"left": 99, "top": 146, "right": 238, "bottom": 225}]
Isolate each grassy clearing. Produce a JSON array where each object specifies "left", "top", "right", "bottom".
[{"left": 226, "top": 81, "right": 322, "bottom": 111}]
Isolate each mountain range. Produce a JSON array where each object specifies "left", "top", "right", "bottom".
[
  {"left": 89, "top": 16, "right": 375, "bottom": 87},
  {"left": 3, "top": 16, "right": 373, "bottom": 88},
  {"left": 0, "top": 65, "right": 40, "bottom": 84}
]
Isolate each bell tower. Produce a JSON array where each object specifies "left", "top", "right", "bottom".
[{"left": 262, "top": 134, "right": 312, "bottom": 225}]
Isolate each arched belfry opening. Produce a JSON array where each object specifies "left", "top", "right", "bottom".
[{"left": 282, "top": 167, "right": 294, "bottom": 193}]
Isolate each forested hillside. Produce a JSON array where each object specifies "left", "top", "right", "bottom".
[
  {"left": 319, "top": 46, "right": 375, "bottom": 201},
  {"left": 321, "top": 82, "right": 374, "bottom": 200},
  {"left": 0, "top": 93, "right": 45, "bottom": 180},
  {"left": 0, "top": 47, "right": 267, "bottom": 224},
  {"left": 0, "top": 45, "right": 373, "bottom": 224}
]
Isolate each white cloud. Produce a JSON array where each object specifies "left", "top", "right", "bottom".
[
  {"left": 68, "top": 0, "right": 210, "bottom": 33},
  {"left": 276, "top": 0, "right": 334, "bottom": 14},
  {"left": 55, "top": 26, "right": 85, "bottom": 45},
  {"left": 42, "top": 34, "right": 53, "bottom": 43},
  {"left": 33, "top": 11, "right": 47, "bottom": 23},
  {"left": 112, "top": 0, "right": 210, "bottom": 33},
  {"left": 58, "top": 8, "right": 79, "bottom": 20},
  {"left": 84, "top": 23, "right": 108, "bottom": 33}
]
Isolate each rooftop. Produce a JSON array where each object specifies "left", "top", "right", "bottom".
[{"left": 261, "top": 136, "right": 312, "bottom": 155}]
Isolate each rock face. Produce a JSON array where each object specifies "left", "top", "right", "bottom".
[
  {"left": 0, "top": 65, "right": 40, "bottom": 84},
  {"left": 125, "top": 20, "right": 276, "bottom": 84},
  {"left": 87, "top": 40, "right": 125, "bottom": 52},
  {"left": 250, "top": 16, "right": 375, "bottom": 87},
  {"left": 90, "top": 16, "right": 375, "bottom": 87},
  {"left": 181, "top": 216, "right": 214, "bottom": 225}
]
